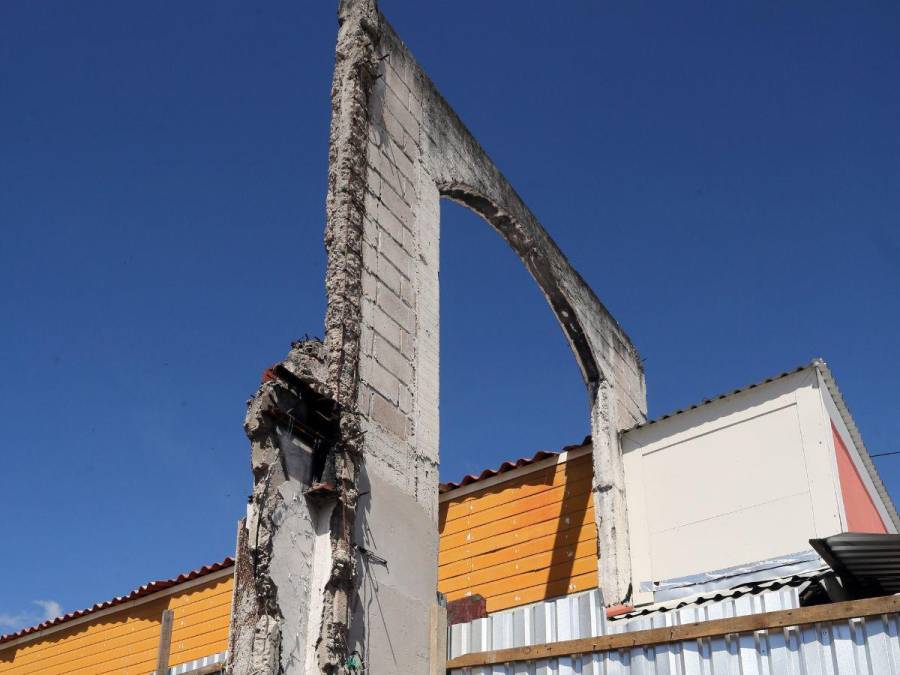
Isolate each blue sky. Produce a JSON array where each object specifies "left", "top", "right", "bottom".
[{"left": 1, "top": 1, "right": 899, "bottom": 633}]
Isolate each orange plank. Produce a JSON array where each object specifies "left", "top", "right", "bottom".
[
  {"left": 0, "top": 601, "right": 170, "bottom": 671},
  {"left": 167, "top": 577, "right": 232, "bottom": 608},
  {"left": 442, "top": 453, "right": 591, "bottom": 523},
  {"left": 11, "top": 617, "right": 164, "bottom": 674},
  {"left": 3, "top": 585, "right": 231, "bottom": 670},
  {"left": 439, "top": 520, "right": 596, "bottom": 581},
  {"left": 0, "top": 577, "right": 232, "bottom": 674},
  {"left": 443, "top": 554, "right": 597, "bottom": 605},
  {"left": 168, "top": 623, "right": 231, "bottom": 664},
  {"left": 168, "top": 606, "right": 233, "bottom": 662},
  {"left": 5, "top": 577, "right": 230, "bottom": 660},
  {"left": 440, "top": 537, "right": 597, "bottom": 594},
  {"left": 441, "top": 497, "right": 595, "bottom": 552},
  {"left": 486, "top": 571, "right": 599, "bottom": 614},
  {"left": 441, "top": 475, "right": 593, "bottom": 536},
  {"left": 439, "top": 506, "right": 595, "bottom": 566},
  {"left": 64, "top": 623, "right": 228, "bottom": 675}
]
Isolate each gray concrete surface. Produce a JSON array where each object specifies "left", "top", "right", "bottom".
[{"left": 229, "top": 1, "right": 647, "bottom": 672}]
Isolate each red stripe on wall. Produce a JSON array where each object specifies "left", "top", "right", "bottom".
[{"left": 832, "top": 421, "right": 887, "bottom": 534}]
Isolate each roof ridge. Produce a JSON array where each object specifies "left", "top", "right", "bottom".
[
  {"left": 439, "top": 361, "right": 820, "bottom": 493},
  {"left": 440, "top": 436, "right": 591, "bottom": 492},
  {"left": 624, "top": 361, "right": 818, "bottom": 433}
]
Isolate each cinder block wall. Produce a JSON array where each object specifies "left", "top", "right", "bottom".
[
  {"left": 349, "top": 25, "right": 442, "bottom": 674},
  {"left": 322, "top": 2, "right": 646, "bottom": 671}
]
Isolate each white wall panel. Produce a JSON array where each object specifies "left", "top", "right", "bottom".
[{"left": 622, "top": 368, "right": 839, "bottom": 599}]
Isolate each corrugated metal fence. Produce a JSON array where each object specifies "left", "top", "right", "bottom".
[{"left": 448, "top": 589, "right": 900, "bottom": 674}]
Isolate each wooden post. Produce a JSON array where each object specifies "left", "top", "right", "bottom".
[
  {"left": 429, "top": 600, "right": 448, "bottom": 675},
  {"left": 155, "top": 609, "right": 174, "bottom": 675}
]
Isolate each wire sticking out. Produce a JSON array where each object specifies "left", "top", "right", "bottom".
[{"left": 356, "top": 545, "right": 388, "bottom": 567}]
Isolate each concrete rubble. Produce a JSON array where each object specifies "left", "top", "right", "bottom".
[{"left": 227, "top": 339, "right": 361, "bottom": 674}]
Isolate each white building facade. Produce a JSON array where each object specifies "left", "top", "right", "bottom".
[{"left": 622, "top": 360, "right": 898, "bottom": 606}]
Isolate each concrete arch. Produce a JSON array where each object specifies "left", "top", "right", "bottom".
[
  {"left": 438, "top": 183, "right": 602, "bottom": 390},
  {"left": 328, "top": 10, "right": 648, "bottom": 669},
  {"left": 330, "top": 3, "right": 649, "bottom": 670},
  {"left": 229, "top": 2, "right": 649, "bottom": 673}
]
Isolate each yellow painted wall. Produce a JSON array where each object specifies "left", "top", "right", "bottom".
[
  {"left": 438, "top": 450, "right": 598, "bottom": 613},
  {"left": 0, "top": 572, "right": 232, "bottom": 675}
]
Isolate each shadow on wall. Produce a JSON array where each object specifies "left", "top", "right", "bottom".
[
  {"left": 436, "top": 196, "right": 592, "bottom": 492},
  {"left": 437, "top": 443, "right": 597, "bottom": 615}
]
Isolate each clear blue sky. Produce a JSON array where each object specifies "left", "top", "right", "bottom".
[{"left": 2, "top": 1, "right": 899, "bottom": 633}]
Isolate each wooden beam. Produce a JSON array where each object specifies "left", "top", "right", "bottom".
[
  {"left": 429, "top": 601, "right": 448, "bottom": 675},
  {"left": 446, "top": 594, "right": 900, "bottom": 668},
  {"left": 155, "top": 609, "right": 175, "bottom": 675}
]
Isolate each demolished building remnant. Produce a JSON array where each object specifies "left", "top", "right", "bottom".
[
  {"left": 229, "top": 0, "right": 646, "bottom": 672},
  {"left": 227, "top": 339, "right": 359, "bottom": 674},
  {"left": 7, "top": 361, "right": 900, "bottom": 673}
]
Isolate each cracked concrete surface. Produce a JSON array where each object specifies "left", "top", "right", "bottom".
[
  {"left": 227, "top": 339, "right": 367, "bottom": 674},
  {"left": 228, "top": 1, "right": 647, "bottom": 672}
]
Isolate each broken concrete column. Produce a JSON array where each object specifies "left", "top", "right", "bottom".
[
  {"left": 227, "top": 340, "right": 356, "bottom": 674},
  {"left": 229, "top": 1, "right": 646, "bottom": 672}
]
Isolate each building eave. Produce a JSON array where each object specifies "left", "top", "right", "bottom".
[{"left": 813, "top": 358, "right": 900, "bottom": 532}]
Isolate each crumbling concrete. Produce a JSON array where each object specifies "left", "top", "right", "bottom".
[
  {"left": 227, "top": 340, "right": 355, "bottom": 674},
  {"left": 229, "top": 1, "right": 647, "bottom": 672}
]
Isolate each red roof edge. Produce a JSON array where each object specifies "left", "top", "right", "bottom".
[
  {"left": 440, "top": 435, "right": 592, "bottom": 493},
  {"left": 0, "top": 557, "right": 235, "bottom": 646}
]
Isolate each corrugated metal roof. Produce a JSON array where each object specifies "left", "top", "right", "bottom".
[
  {"left": 448, "top": 584, "right": 900, "bottom": 675},
  {"left": 439, "top": 360, "right": 899, "bottom": 534},
  {"left": 448, "top": 585, "right": 807, "bottom": 660},
  {"left": 616, "top": 567, "right": 827, "bottom": 621},
  {"left": 439, "top": 363, "right": 818, "bottom": 493},
  {"left": 812, "top": 532, "right": 900, "bottom": 596},
  {"left": 0, "top": 557, "right": 234, "bottom": 646},
  {"left": 642, "top": 550, "right": 823, "bottom": 601},
  {"left": 170, "top": 650, "right": 227, "bottom": 675},
  {"left": 439, "top": 437, "right": 591, "bottom": 493},
  {"left": 624, "top": 362, "right": 816, "bottom": 433}
]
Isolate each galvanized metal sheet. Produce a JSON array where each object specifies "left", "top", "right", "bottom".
[
  {"left": 449, "top": 589, "right": 900, "bottom": 674},
  {"left": 168, "top": 650, "right": 227, "bottom": 674}
]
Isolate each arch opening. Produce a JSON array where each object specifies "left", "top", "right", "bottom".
[
  {"left": 439, "top": 185, "right": 603, "bottom": 392},
  {"left": 437, "top": 196, "right": 589, "bottom": 482}
]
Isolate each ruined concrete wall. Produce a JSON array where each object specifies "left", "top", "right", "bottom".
[
  {"left": 345, "top": 11, "right": 441, "bottom": 673},
  {"left": 342, "top": 3, "right": 646, "bottom": 670},
  {"left": 227, "top": 341, "right": 346, "bottom": 674},
  {"left": 230, "top": 1, "right": 646, "bottom": 672}
]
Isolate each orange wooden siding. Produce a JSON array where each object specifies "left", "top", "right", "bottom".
[
  {"left": 0, "top": 572, "right": 232, "bottom": 675},
  {"left": 438, "top": 451, "right": 598, "bottom": 613}
]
